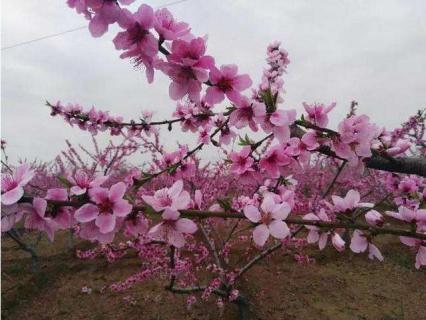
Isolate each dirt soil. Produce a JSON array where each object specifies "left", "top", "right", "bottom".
[{"left": 2, "top": 231, "right": 425, "bottom": 320}]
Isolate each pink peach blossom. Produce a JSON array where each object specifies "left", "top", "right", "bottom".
[
  {"left": 1, "top": 164, "right": 34, "bottom": 206},
  {"left": 75, "top": 182, "right": 132, "bottom": 234},
  {"left": 205, "top": 65, "right": 252, "bottom": 105},
  {"left": 350, "top": 230, "right": 384, "bottom": 261},
  {"left": 229, "top": 147, "right": 254, "bottom": 175},
  {"left": 68, "top": 170, "right": 108, "bottom": 196},
  {"left": 22, "top": 198, "right": 57, "bottom": 241},
  {"left": 244, "top": 195, "right": 291, "bottom": 247},
  {"left": 148, "top": 208, "right": 197, "bottom": 248},
  {"left": 331, "top": 189, "right": 373, "bottom": 212},
  {"left": 142, "top": 180, "right": 190, "bottom": 212}
]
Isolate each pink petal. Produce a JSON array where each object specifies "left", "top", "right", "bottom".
[
  {"left": 268, "top": 220, "right": 289, "bottom": 239},
  {"left": 318, "top": 233, "right": 328, "bottom": 250},
  {"left": 173, "top": 191, "right": 191, "bottom": 210},
  {"left": 95, "top": 214, "right": 116, "bottom": 234},
  {"left": 243, "top": 205, "right": 261, "bottom": 223},
  {"left": 109, "top": 182, "right": 126, "bottom": 202},
  {"left": 345, "top": 189, "right": 360, "bottom": 208},
  {"left": 148, "top": 222, "right": 165, "bottom": 239},
  {"left": 75, "top": 204, "right": 99, "bottom": 223},
  {"left": 90, "top": 175, "right": 108, "bottom": 187},
  {"left": 350, "top": 230, "right": 368, "bottom": 253},
  {"left": 332, "top": 233, "right": 345, "bottom": 252},
  {"left": 70, "top": 186, "right": 86, "bottom": 196},
  {"left": 252, "top": 224, "right": 269, "bottom": 247},
  {"left": 232, "top": 74, "right": 252, "bottom": 91},
  {"left": 167, "top": 228, "right": 186, "bottom": 248},
  {"left": 33, "top": 198, "right": 47, "bottom": 218},
  {"left": 46, "top": 188, "right": 68, "bottom": 201},
  {"left": 1, "top": 187, "right": 24, "bottom": 205},
  {"left": 16, "top": 164, "right": 34, "bottom": 186},
  {"left": 162, "top": 208, "right": 180, "bottom": 221},
  {"left": 399, "top": 236, "right": 417, "bottom": 247},
  {"left": 220, "top": 64, "right": 238, "bottom": 78},
  {"left": 205, "top": 86, "right": 225, "bottom": 105},
  {"left": 169, "top": 81, "right": 188, "bottom": 100},
  {"left": 415, "top": 246, "right": 426, "bottom": 269},
  {"left": 136, "top": 4, "right": 154, "bottom": 29},
  {"left": 226, "top": 89, "right": 243, "bottom": 104},
  {"left": 307, "top": 230, "right": 319, "bottom": 243},
  {"left": 112, "top": 199, "right": 132, "bottom": 217},
  {"left": 89, "top": 15, "right": 108, "bottom": 37},
  {"left": 260, "top": 195, "right": 276, "bottom": 214},
  {"left": 368, "top": 244, "right": 384, "bottom": 261},
  {"left": 89, "top": 187, "right": 109, "bottom": 204},
  {"left": 168, "top": 180, "right": 183, "bottom": 198},
  {"left": 271, "top": 202, "right": 291, "bottom": 220},
  {"left": 175, "top": 218, "right": 197, "bottom": 234}
]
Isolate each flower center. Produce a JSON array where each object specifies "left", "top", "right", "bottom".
[
  {"left": 129, "top": 23, "right": 149, "bottom": 44},
  {"left": 217, "top": 77, "right": 233, "bottom": 91},
  {"left": 98, "top": 200, "right": 114, "bottom": 214},
  {"left": 260, "top": 212, "right": 273, "bottom": 225}
]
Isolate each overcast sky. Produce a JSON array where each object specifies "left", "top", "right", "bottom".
[{"left": 2, "top": 0, "right": 426, "bottom": 164}]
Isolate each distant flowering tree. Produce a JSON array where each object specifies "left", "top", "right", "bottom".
[{"left": 1, "top": 1, "right": 426, "bottom": 318}]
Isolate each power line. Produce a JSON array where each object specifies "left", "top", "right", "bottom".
[
  {"left": 1, "top": 0, "right": 191, "bottom": 51},
  {"left": 1, "top": 26, "right": 87, "bottom": 51}
]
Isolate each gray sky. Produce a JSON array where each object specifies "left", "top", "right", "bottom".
[{"left": 2, "top": 0, "right": 426, "bottom": 164}]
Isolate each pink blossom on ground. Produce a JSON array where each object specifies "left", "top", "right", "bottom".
[
  {"left": 1, "top": 164, "right": 34, "bottom": 206},
  {"left": 244, "top": 195, "right": 291, "bottom": 247},
  {"left": 205, "top": 65, "right": 252, "bottom": 105}
]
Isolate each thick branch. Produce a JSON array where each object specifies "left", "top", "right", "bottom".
[{"left": 290, "top": 124, "right": 426, "bottom": 177}]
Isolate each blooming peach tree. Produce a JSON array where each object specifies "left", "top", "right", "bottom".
[{"left": 2, "top": 1, "right": 426, "bottom": 318}]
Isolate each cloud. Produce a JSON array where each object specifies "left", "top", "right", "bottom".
[{"left": 2, "top": 0, "right": 425, "bottom": 163}]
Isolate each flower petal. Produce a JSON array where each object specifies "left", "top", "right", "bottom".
[
  {"left": 175, "top": 218, "right": 197, "bottom": 234},
  {"left": 112, "top": 199, "right": 132, "bottom": 217},
  {"left": 95, "top": 214, "right": 116, "bottom": 234},
  {"left": 252, "top": 224, "right": 269, "bottom": 247},
  {"left": 243, "top": 205, "right": 261, "bottom": 223},
  {"left": 268, "top": 220, "right": 290, "bottom": 239},
  {"left": 75, "top": 204, "right": 99, "bottom": 223},
  {"left": 109, "top": 182, "right": 126, "bottom": 202}
]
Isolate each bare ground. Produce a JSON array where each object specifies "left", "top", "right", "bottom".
[{"left": 2, "top": 232, "right": 425, "bottom": 320}]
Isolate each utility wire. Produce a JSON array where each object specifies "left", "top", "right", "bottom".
[{"left": 1, "top": 0, "right": 191, "bottom": 51}]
